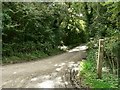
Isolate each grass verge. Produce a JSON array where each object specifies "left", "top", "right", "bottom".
[{"left": 79, "top": 49, "right": 118, "bottom": 88}]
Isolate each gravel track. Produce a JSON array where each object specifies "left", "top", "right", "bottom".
[{"left": 1, "top": 45, "right": 87, "bottom": 88}]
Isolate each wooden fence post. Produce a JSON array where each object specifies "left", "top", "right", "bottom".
[{"left": 97, "top": 39, "right": 104, "bottom": 79}]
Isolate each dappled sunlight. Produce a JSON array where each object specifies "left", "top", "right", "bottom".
[
  {"left": 102, "top": 67, "right": 110, "bottom": 73},
  {"left": 56, "top": 67, "right": 62, "bottom": 72},
  {"left": 20, "top": 79, "right": 25, "bottom": 83},
  {"left": 58, "top": 45, "right": 68, "bottom": 51},
  {"left": 2, "top": 80, "right": 13, "bottom": 86},
  {"left": 41, "top": 75, "right": 51, "bottom": 80},
  {"left": 69, "top": 61, "right": 75, "bottom": 64},
  {"left": 79, "top": 61, "right": 85, "bottom": 72},
  {"left": 54, "top": 63, "right": 66, "bottom": 71},
  {"left": 68, "top": 61, "right": 77, "bottom": 68},
  {"left": 51, "top": 72, "right": 57, "bottom": 77},
  {"left": 36, "top": 76, "right": 65, "bottom": 88},
  {"left": 68, "top": 48, "right": 80, "bottom": 52},
  {"left": 37, "top": 80, "right": 54, "bottom": 88},
  {"left": 55, "top": 77, "right": 62, "bottom": 82},
  {"left": 54, "top": 64, "right": 58, "bottom": 67},
  {"left": 30, "top": 78, "right": 38, "bottom": 82},
  {"left": 36, "top": 76, "right": 64, "bottom": 88},
  {"left": 34, "top": 61, "right": 80, "bottom": 88},
  {"left": 68, "top": 45, "right": 88, "bottom": 53},
  {"left": 13, "top": 72, "right": 17, "bottom": 74},
  {"left": 59, "top": 63, "right": 65, "bottom": 67}
]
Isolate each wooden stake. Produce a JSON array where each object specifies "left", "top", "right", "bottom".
[{"left": 97, "top": 39, "right": 104, "bottom": 79}]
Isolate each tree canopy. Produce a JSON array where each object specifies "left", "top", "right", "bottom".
[{"left": 2, "top": 2, "right": 120, "bottom": 63}]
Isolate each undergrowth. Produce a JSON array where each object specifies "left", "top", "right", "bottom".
[
  {"left": 2, "top": 48, "right": 64, "bottom": 65},
  {"left": 79, "top": 49, "right": 118, "bottom": 88}
]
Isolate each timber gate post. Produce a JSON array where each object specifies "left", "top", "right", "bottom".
[{"left": 97, "top": 39, "right": 104, "bottom": 79}]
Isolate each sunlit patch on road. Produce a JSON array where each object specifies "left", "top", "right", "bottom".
[
  {"left": 56, "top": 77, "right": 62, "bottom": 82},
  {"left": 56, "top": 67, "right": 62, "bottom": 72},
  {"left": 31, "top": 78, "right": 38, "bottom": 82},
  {"left": 54, "top": 64, "right": 58, "bottom": 67},
  {"left": 13, "top": 72, "right": 17, "bottom": 74},
  {"left": 42, "top": 75, "right": 50, "bottom": 79},
  {"left": 59, "top": 63, "right": 65, "bottom": 67},
  {"left": 65, "top": 81, "right": 68, "bottom": 85},
  {"left": 20, "top": 79, "right": 25, "bottom": 83},
  {"left": 58, "top": 45, "right": 68, "bottom": 51},
  {"left": 68, "top": 45, "right": 88, "bottom": 52},
  {"left": 37, "top": 80, "right": 54, "bottom": 88},
  {"left": 2, "top": 80, "right": 12, "bottom": 86},
  {"left": 68, "top": 62, "right": 75, "bottom": 68},
  {"left": 51, "top": 72, "right": 57, "bottom": 76},
  {"left": 69, "top": 61, "right": 75, "bottom": 64}
]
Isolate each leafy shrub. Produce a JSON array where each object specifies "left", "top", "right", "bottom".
[{"left": 104, "top": 35, "right": 119, "bottom": 74}]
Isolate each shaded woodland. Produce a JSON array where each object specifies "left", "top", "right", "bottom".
[{"left": 2, "top": 2, "right": 120, "bottom": 88}]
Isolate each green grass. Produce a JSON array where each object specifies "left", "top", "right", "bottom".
[
  {"left": 2, "top": 48, "right": 64, "bottom": 65},
  {"left": 79, "top": 49, "right": 118, "bottom": 88},
  {"left": 81, "top": 67, "right": 118, "bottom": 88}
]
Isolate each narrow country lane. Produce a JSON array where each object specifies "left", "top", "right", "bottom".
[{"left": 1, "top": 45, "right": 87, "bottom": 88}]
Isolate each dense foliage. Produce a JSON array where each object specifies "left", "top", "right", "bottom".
[
  {"left": 2, "top": 3, "right": 82, "bottom": 63},
  {"left": 2, "top": 2, "right": 88, "bottom": 63},
  {"left": 79, "top": 2, "right": 120, "bottom": 88}
]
